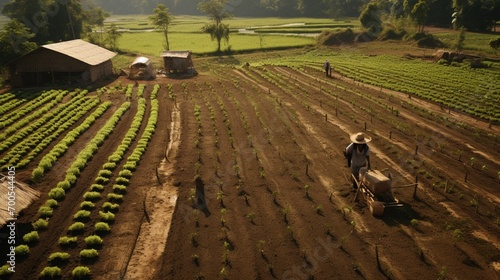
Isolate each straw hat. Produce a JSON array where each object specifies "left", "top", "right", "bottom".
[{"left": 350, "top": 132, "right": 372, "bottom": 144}]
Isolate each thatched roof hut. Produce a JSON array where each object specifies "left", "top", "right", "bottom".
[
  {"left": 0, "top": 173, "right": 40, "bottom": 227},
  {"left": 161, "top": 51, "right": 196, "bottom": 75}
]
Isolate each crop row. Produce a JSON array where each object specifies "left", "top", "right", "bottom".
[
  {"left": 31, "top": 102, "right": 111, "bottom": 179},
  {"left": 0, "top": 96, "right": 100, "bottom": 168},
  {"left": 42, "top": 89, "right": 149, "bottom": 278},
  {"left": 0, "top": 92, "right": 33, "bottom": 116},
  {"left": 0, "top": 89, "right": 66, "bottom": 130},
  {"left": 0, "top": 90, "right": 88, "bottom": 149},
  {"left": 33, "top": 84, "right": 158, "bottom": 278},
  {"left": 263, "top": 53, "right": 500, "bottom": 122}
]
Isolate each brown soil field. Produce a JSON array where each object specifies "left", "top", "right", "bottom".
[{"left": 1, "top": 50, "right": 499, "bottom": 280}]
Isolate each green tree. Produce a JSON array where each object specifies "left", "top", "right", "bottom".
[
  {"left": 149, "top": 4, "right": 173, "bottom": 51},
  {"left": 359, "top": 2, "right": 383, "bottom": 34},
  {"left": 86, "top": 6, "right": 110, "bottom": 46},
  {"left": 198, "top": 0, "right": 233, "bottom": 53},
  {"left": 454, "top": 27, "right": 466, "bottom": 52},
  {"left": 2, "top": 0, "right": 85, "bottom": 44},
  {"left": 0, "top": 20, "right": 37, "bottom": 66},
  {"left": 107, "top": 23, "right": 121, "bottom": 51},
  {"left": 411, "top": 0, "right": 429, "bottom": 33}
]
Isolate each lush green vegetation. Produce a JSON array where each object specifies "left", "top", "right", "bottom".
[{"left": 258, "top": 50, "right": 500, "bottom": 122}]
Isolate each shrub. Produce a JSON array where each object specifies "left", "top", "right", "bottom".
[
  {"left": 73, "top": 210, "right": 91, "bottom": 220},
  {"left": 0, "top": 264, "right": 14, "bottom": 276},
  {"left": 378, "top": 27, "right": 406, "bottom": 41},
  {"left": 118, "top": 169, "right": 133, "bottom": 178},
  {"left": 102, "top": 162, "right": 117, "bottom": 170},
  {"left": 59, "top": 236, "right": 78, "bottom": 246},
  {"left": 80, "top": 249, "right": 98, "bottom": 259},
  {"left": 115, "top": 177, "right": 129, "bottom": 185},
  {"left": 95, "top": 222, "right": 111, "bottom": 233},
  {"left": 99, "top": 211, "right": 115, "bottom": 222},
  {"left": 317, "top": 28, "right": 355, "bottom": 46},
  {"left": 38, "top": 206, "right": 53, "bottom": 218},
  {"left": 490, "top": 38, "right": 500, "bottom": 51},
  {"left": 95, "top": 176, "right": 109, "bottom": 185},
  {"left": 65, "top": 174, "right": 78, "bottom": 185},
  {"left": 107, "top": 193, "right": 123, "bottom": 202},
  {"left": 68, "top": 222, "right": 85, "bottom": 232},
  {"left": 48, "top": 252, "right": 70, "bottom": 263},
  {"left": 48, "top": 188, "right": 65, "bottom": 201},
  {"left": 14, "top": 244, "right": 30, "bottom": 256},
  {"left": 83, "top": 191, "right": 101, "bottom": 201},
  {"left": 80, "top": 201, "right": 95, "bottom": 210},
  {"left": 44, "top": 199, "right": 58, "bottom": 208},
  {"left": 112, "top": 184, "right": 127, "bottom": 194},
  {"left": 89, "top": 184, "right": 104, "bottom": 192},
  {"left": 32, "top": 167, "right": 44, "bottom": 181},
  {"left": 56, "top": 180, "right": 71, "bottom": 190},
  {"left": 72, "top": 266, "right": 91, "bottom": 279},
  {"left": 84, "top": 235, "right": 103, "bottom": 247},
  {"left": 98, "top": 169, "right": 113, "bottom": 178},
  {"left": 23, "top": 231, "right": 39, "bottom": 243},
  {"left": 39, "top": 266, "right": 61, "bottom": 278},
  {"left": 32, "top": 218, "right": 49, "bottom": 230},
  {"left": 123, "top": 162, "right": 136, "bottom": 171},
  {"left": 103, "top": 202, "right": 120, "bottom": 213}
]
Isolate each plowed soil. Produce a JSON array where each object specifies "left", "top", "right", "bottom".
[{"left": 2, "top": 51, "right": 499, "bottom": 280}]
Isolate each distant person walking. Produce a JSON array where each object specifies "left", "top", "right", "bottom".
[
  {"left": 324, "top": 60, "right": 330, "bottom": 77},
  {"left": 344, "top": 132, "right": 372, "bottom": 189}
]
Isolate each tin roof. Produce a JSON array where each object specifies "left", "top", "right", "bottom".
[
  {"left": 42, "top": 39, "right": 116, "bottom": 66},
  {"left": 161, "top": 51, "right": 191, "bottom": 59},
  {"left": 131, "top": 56, "right": 152, "bottom": 66}
]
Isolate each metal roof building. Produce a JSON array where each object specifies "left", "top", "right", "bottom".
[{"left": 8, "top": 39, "right": 116, "bottom": 87}]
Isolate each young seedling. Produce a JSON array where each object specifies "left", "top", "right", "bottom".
[
  {"left": 470, "top": 157, "right": 476, "bottom": 168},
  {"left": 193, "top": 209, "right": 199, "bottom": 227},
  {"left": 192, "top": 254, "right": 200, "bottom": 266},
  {"left": 217, "top": 191, "right": 225, "bottom": 208},
  {"left": 257, "top": 240, "right": 267, "bottom": 260},
  {"left": 304, "top": 185, "right": 310, "bottom": 199},
  {"left": 246, "top": 213, "right": 255, "bottom": 225},
  {"left": 190, "top": 232, "right": 198, "bottom": 247},
  {"left": 220, "top": 208, "right": 227, "bottom": 227},
  {"left": 315, "top": 205, "right": 323, "bottom": 215}
]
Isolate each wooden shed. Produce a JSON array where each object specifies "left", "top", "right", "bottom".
[
  {"left": 0, "top": 173, "right": 40, "bottom": 227},
  {"left": 8, "top": 39, "right": 116, "bottom": 87},
  {"left": 161, "top": 51, "right": 196, "bottom": 75}
]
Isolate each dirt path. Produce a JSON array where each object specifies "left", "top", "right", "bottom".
[{"left": 122, "top": 106, "right": 180, "bottom": 279}]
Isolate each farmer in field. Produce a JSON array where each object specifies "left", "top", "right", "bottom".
[
  {"left": 344, "top": 132, "right": 371, "bottom": 189},
  {"left": 324, "top": 60, "right": 330, "bottom": 77}
]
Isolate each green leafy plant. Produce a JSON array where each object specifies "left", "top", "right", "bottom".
[
  {"left": 103, "top": 202, "right": 120, "bottom": 213},
  {"left": 48, "top": 187, "right": 65, "bottom": 201},
  {"left": 80, "top": 249, "right": 99, "bottom": 259},
  {"left": 39, "top": 266, "right": 61, "bottom": 278},
  {"left": 107, "top": 193, "right": 124, "bottom": 202},
  {"left": 48, "top": 252, "right": 70, "bottom": 263},
  {"left": 32, "top": 218, "right": 49, "bottom": 230},
  {"left": 99, "top": 211, "right": 115, "bottom": 222},
  {"left": 44, "top": 199, "right": 58, "bottom": 208},
  {"left": 23, "top": 231, "right": 39, "bottom": 243},
  {"left": 68, "top": 222, "right": 85, "bottom": 232},
  {"left": 58, "top": 236, "right": 78, "bottom": 246},
  {"left": 38, "top": 206, "right": 53, "bottom": 218},
  {"left": 83, "top": 191, "right": 102, "bottom": 201},
  {"left": 84, "top": 235, "right": 103, "bottom": 248},
  {"left": 72, "top": 266, "right": 91, "bottom": 279},
  {"left": 95, "top": 222, "right": 111, "bottom": 233},
  {"left": 73, "top": 210, "right": 91, "bottom": 221},
  {"left": 14, "top": 244, "right": 30, "bottom": 257}
]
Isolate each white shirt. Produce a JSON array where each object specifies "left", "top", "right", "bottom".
[{"left": 346, "top": 143, "right": 370, "bottom": 168}]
